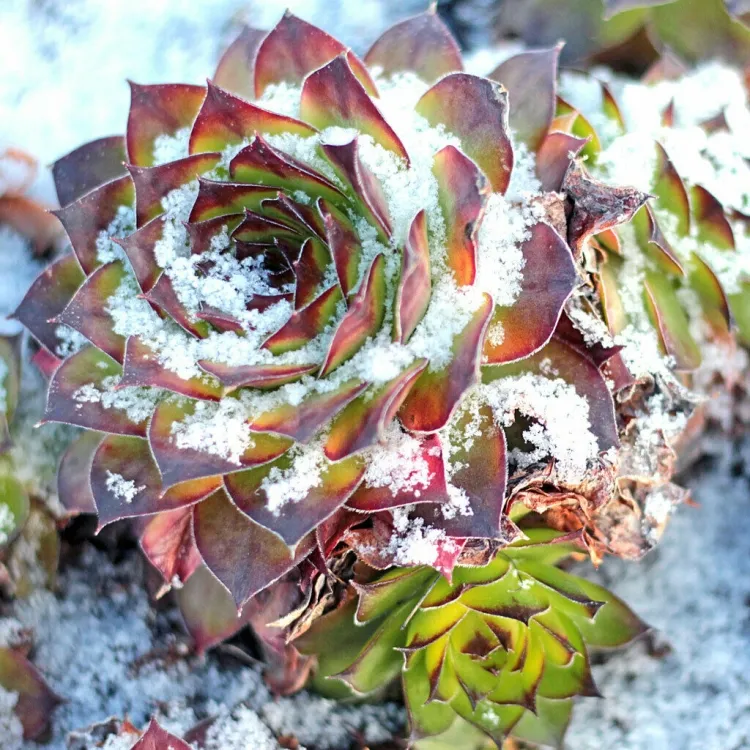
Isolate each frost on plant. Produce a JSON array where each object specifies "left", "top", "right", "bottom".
[{"left": 13, "top": 5, "right": 750, "bottom": 748}]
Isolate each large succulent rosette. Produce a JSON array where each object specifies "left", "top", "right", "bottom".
[{"left": 18, "top": 10, "right": 639, "bottom": 603}]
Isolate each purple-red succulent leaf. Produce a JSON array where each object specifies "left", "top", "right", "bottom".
[
  {"left": 325, "top": 358, "right": 429, "bottom": 461},
  {"left": 56, "top": 260, "right": 128, "bottom": 363},
  {"left": 320, "top": 137, "right": 393, "bottom": 242},
  {"left": 13, "top": 253, "right": 85, "bottom": 353},
  {"left": 300, "top": 56, "right": 409, "bottom": 164},
  {"left": 214, "top": 26, "right": 266, "bottom": 100},
  {"left": 692, "top": 184, "right": 735, "bottom": 249},
  {"left": 347, "top": 433, "right": 449, "bottom": 512},
  {"left": 432, "top": 145, "right": 490, "bottom": 287},
  {"left": 190, "top": 81, "right": 316, "bottom": 154},
  {"left": 52, "top": 175, "right": 134, "bottom": 275},
  {"left": 254, "top": 12, "right": 376, "bottom": 97},
  {"left": 484, "top": 222, "right": 577, "bottom": 364},
  {"left": 52, "top": 136, "right": 128, "bottom": 206},
  {"left": 489, "top": 45, "right": 562, "bottom": 151},
  {"left": 262, "top": 284, "right": 343, "bottom": 354},
  {"left": 90, "top": 433, "right": 220, "bottom": 527},
  {"left": 319, "top": 254, "right": 387, "bottom": 377},
  {"left": 416, "top": 74, "right": 513, "bottom": 194},
  {"left": 128, "top": 153, "right": 220, "bottom": 227},
  {"left": 126, "top": 82, "right": 206, "bottom": 167},
  {"left": 294, "top": 237, "right": 332, "bottom": 309},
  {"left": 319, "top": 198, "right": 363, "bottom": 299},
  {"left": 229, "top": 135, "right": 344, "bottom": 203},
  {"left": 132, "top": 719, "right": 192, "bottom": 750},
  {"left": 141, "top": 505, "right": 202, "bottom": 586},
  {"left": 0, "top": 647, "right": 61, "bottom": 741},
  {"left": 193, "top": 487, "right": 314, "bottom": 606},
  {"left": 224, "top": 452, "right": 365, "bottom": 546},
  {"left": 415, "top": 403, "right": 515, "bottom": 541},
  {"left": 198, "top": 361, "right": 318, "bottom": 392},
  {"left": 57, "top": 430, "right": 101, "bottom": 516},
  {"left": 536, "top": 132, "right": 588, "bottom": 192},
  {"left": 250, "top": 379, "right": 369, "bottom": 443},
  {"left": 144, "top": 273, "right": 210, "bottom": 339},
  {"left": 364, "top": 8, "right": 463, "bottom": 83},
  {"left": 653, "top": 142, "right": 691, "bottom": 237},
  {"left": 400, "top": 293, "right": 493, "bottom": 432},
  {"left": 394, "top": 212, "right": 432, "bottom": 344},
  {"left": 483, "top": 335, "right": 619, "bottom": 452},
  {"left": 43, "top": 346, "right": 149, "bottom": 436},
  {"left": 115, "top": 216, "right": 164, "bottom": 293},
  {"left": 120, "top": 337, "right": 222, "bottom": 401},
  {"left": 189, "top": 179, "right": 278, "bottom": 222},
  {"left": 176, "top": 563, "right": 256, "bottom": 654},
  {"left": 149, "top": 397, "right": 293, "bottom": 487}
]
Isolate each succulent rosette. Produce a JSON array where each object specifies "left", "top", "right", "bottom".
[
  {"left": 21, "top": 7, "right": 733, "bottom": 747},
  {"left": 298, "top": 527, "right": 645, "bottom": 748}
]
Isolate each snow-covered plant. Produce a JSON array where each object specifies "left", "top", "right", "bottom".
[
  {"left": 14, "top": 6, "right": 750, "bottom": 748},
  {"left": 298, "top": 526, "right": 645, "bottom": 747}
]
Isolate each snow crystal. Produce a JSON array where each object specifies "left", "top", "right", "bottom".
[
  {"left": 104, "top": 471, "right": 145, "bottom": 504},
  {"left": 481, "top": 373, "right": 600, "bottom": 484},
  {"left": 361, "top": 425, "right": 432, "bottom": 497},
  {"left": 387, "top": 508, "right": 454, "bottom": 567},
  {"left": 54, "top": 324, "right": 88, "bottom": 358},
  {"left": 95, "top": 205, "right": 135, "bottom": 264},
  {"left": 73, "top": 375, "right": 161, "bottom": 424},
  {"left": 260, "top": 442, "right": 327, "bottom": 515},
  {"left": 152, "top": 127, "right": 191, "bottom": 166}
]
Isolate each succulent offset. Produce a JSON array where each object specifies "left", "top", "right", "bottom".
[{"left": 13, "top": 5, "right": 750, "bottom": 748}]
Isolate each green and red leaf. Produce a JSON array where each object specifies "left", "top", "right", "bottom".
[
  {"left": 432, "top": 145, "right": 490, "bottom": 287},
  {"left": 52, "top": 175, "right": 134, "bottom": 274},
  {"left": 197, "top": 361, "right": 318, "bottom": 393},
  {"left": 13, "top": 253, "right": 85, "bottom": 353},
  {"left": 56, "top": 260, "right": 128, "bottom": 363},
  {"left": 489, "top": 45, "right": 562, "bottom": 152},
  {"left": 394, "top": 212, "right": 431, "bottom": 344},
  {"left": 400, "top": 293, "right": 493, "bottom": 432},
  {"left": 57, "top": 430, "right": 101, "bottom": 516},
  {"left": 52, "top": 136, "right": 128, "bottom": 206},
  {"left": 189, "top": 82, "right": 316, "bottom": 154},
  {"left": 417, "top": 74, "right": 513, "bottom": 194},
  {"left": 325, "top": 359, "right": 429, "bottom": 460},
  {"left": 43, "top": 346, "right": 149, "bottom": 436},
  {"left": 126, "top": 82, "right": 206, "bottom": 167},
  {"left": 301, "top": 56, "right": 409, "bottom": 163},
  {"left": 319, "top": 253, "right": 387, "bottom": 376},
  {"left": 653, "top": 142, "right": 690, "bottom": 237},
  {"left": 140, "top": 505, "right": 202, "bottom": 586},
  {"left": 365, "top": 8, "right": 462, "bottom": 84},
  {"left": 127, "top": 153, "right": 219, "bottom": 227},
  {"left": 148, "top": 397, "right": 292, "bottom": 487},
  {"left": 250, "top": 379, "right": 369, "bottom": 443},
  {"left": 90, "top": 433, "right": 219, "bottom": 527},
  {"left": 254, "top": 12, "right": 376, "bottom": 97},
  {"left": 214, "top": 26, "right": 265, "bottom": 100},
  {"left": 193, "top": 487, "right": 314, "bottom": 606},
  {"left": 224, "top": 452, "right": 365, "bottom": 546},
  {"left": 483, "top": 222, "right": 577, "bottom": 364}
]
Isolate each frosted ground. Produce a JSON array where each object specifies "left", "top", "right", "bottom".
[{"left": 1, "top": 0, "right": 749, "bottom": 748}]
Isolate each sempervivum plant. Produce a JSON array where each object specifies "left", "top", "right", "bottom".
[{"left": 16, "top": 6, "right": 748, "bottom": 747}]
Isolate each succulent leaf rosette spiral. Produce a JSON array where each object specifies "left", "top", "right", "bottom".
[{"left": 20, "top": 6, "right": 750, "bottom": 747}]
